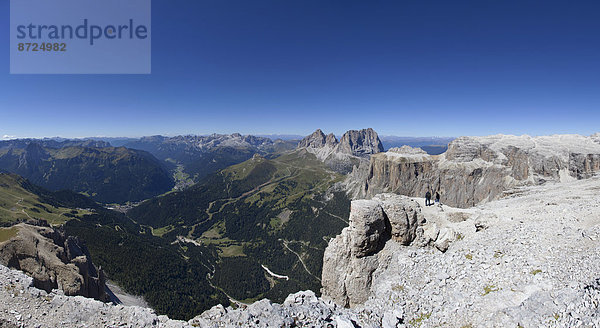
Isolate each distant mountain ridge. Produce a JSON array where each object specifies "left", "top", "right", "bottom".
[
  {"left": 123, "top": 134, "right": 298, "bottom": 186},
  {"left": 0, "top": 138, "right": 111, "bottom": 150},
  {"left": 379, "top": 136, "right": 455, "bottom": 155},
  {"left": 0, "top": 142, "right": 173, "bottom": 204}
]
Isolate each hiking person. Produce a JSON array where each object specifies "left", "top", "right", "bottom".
[
  {"left": 425, "top": 190, "right": 432, "bottom": 206},
  {"left": 435, "top": 191, "right": 440, "bottom": 204}
]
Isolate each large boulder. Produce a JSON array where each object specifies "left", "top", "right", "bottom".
[
  {"left": 321, "top": 195, "right": 423, "bottom": 307},
  {"left": 373, "top": 193, "right": 425, "bottom": 245}
]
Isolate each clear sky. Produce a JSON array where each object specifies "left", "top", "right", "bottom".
[{"left": 1, "top": 0, "right": 599, "bottom": 138}]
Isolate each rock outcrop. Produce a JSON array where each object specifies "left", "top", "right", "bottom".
[
  {"left": 321, "top": 194, "right": 425, "bottom": 307},
  {"left": 0, "top": 222, "right": 108, "bottom": 301},
  {"left": 190, "top": 290, "right": 383, "bottom": 328},
  {"left": 297, "top": 128, "right": 384, "bottom": 173},
  {"left": 320, "top": 176, "right": 600, "bottom": 327},
  {"left": 362, "top": 134, "right": 600, "bottom": 208},
  {"left": 0, "top": 265, "right": 383, "bottom": 328}
]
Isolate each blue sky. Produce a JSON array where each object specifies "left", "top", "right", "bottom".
[{"left": 1, "top": 0, "right": 599, "bottom": 138}]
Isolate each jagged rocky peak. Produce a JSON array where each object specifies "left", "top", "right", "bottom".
[
  {"left": 325, "top": 132, "right": 338, "bottom": 146},
  {"left": 297, "top": 129, "right": 329, "bottom": 148},
  {"left": 337, "top": 128, "right": 384, "bottom": 156},
  {"left": 298, "top": 128, "right": 383, "bottom": 156},
  {"left": 297, "top": 128, "right": 383, "bottom": 174}
]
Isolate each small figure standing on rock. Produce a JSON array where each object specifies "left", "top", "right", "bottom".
[
  {"left": 435, "top": 191, "right": 440, "bottom": 204},
  {"left": 425, "top": 190, "right": 432, "bottom": 206}
]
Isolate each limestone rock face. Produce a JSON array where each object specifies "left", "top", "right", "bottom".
[
  {"left": 297, "top": 129, "right": 328, "bottom": 149},
  {"left": 325, "top": 133, "right": 338, "bottom": 147},
  {"left": 347, "top": 200, "right": 388, "bottom": 258},
  {"left": 336, "top": 128, "right": 385, "bottom": 157},
  {"left": 0, "top": 222, "right": 108, "bottom": 301},
  {"left": 321, "top": 195, "right": 424, "bottom": 307},
  {"left": 372, "top": 194, "right": 426, "bottom": 245},
  {"left": 388, "top": 145, "right": 428, "bottom": 156},
  {"left": 363, "top": 134, "right": 600, "bottom": 208}
]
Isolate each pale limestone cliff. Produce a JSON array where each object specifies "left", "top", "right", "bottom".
[{"left": 362, "top": 134, "right": 600, "bottom": 208}]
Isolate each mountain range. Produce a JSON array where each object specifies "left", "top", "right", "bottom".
[
  {"left": 1, "top": 131, "right": 599, "bottom": 327},
  {"left": 0, "top": 141, "right": 174, "bottom": 204},
  {"left": 121, "top": 134, "right": 297, "bottom": 188},
  {"left": 0, "top": 128, "right": 465, "bottom": 321}
]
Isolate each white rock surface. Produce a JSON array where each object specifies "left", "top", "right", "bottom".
[
  {"left": 0, "top": 264, "right": 189, "bottom": 327},
  {"left": 325, "top": 176, "right": 600, "bottom": 327}
]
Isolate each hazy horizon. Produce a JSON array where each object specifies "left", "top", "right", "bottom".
[{"left": 2, "top": 129, "right": 599, "bottom": 142}]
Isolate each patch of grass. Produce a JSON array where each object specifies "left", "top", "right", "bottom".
[
  {"left": 0, "top": 227, "right": 18, "bottom": 243},
  {"left": 482, "top": 284, "right": 500, "bottom": 296},
  {"left": 465, "top": 253, "right": 473, "bottom": 260},
  {"left": 409, "top": 312, "right": 432, "bottom": 327},
  {"left": 530, "top": 269, "right": 542, "bottom": 275},
  {"left": 151, "top": 225, "right": 175, "bottom": 237},
  {"left": 269, "top": 217, "right": 282, "bottom": 230},
  {"left": 218, "top": 244, "right": 246, "bottom": 257},
  {"left": 0, "top": 174, "right": 90, "bottom": 226},
  {"left": 456, "top": 233, "right": 464, "bottom": 240},
  {"left": 493, "top": 250, "right": 504, "bottom": 258},
  {"left": 200, "top": 221, "right": 225, "bottom": 239},
  {"left": 392, "top": 284, "right": 405, "bottom": 292}
]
